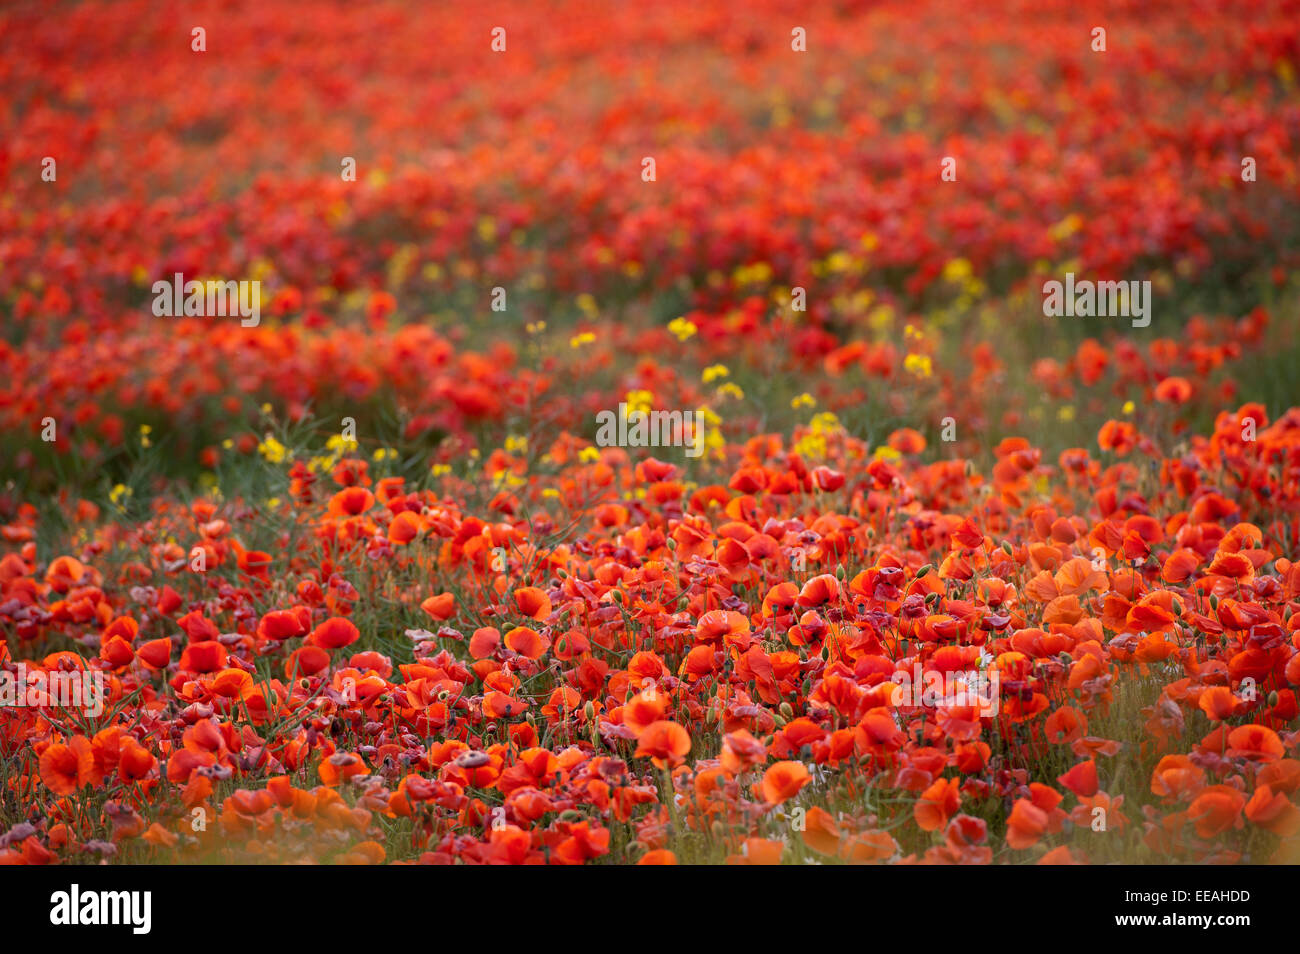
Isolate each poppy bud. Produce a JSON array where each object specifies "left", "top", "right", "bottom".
[
  {"left": 836, "top": 565, "right": 846, "bottom": 581},
  {"left": 917, "top": 564, "right": 934, "bottom": 579},
  {"left": 556, "top": 568, "right": 567, "bottom": 579},
  {"left": 666, "top": 538, "right": 677, "bottom": 550},
  {"left": 773, "top": 713, "right": 787, "bottom": 728},
  {"left": 583, "top": 700, "right": 595, "bottom": 721},
  {"left": 1209, "top": 594, "right": 1219, "bottom": 611},
  {"left": 1268, "top": 691, "right": 1280, "bottom": 708},
  {"left": 779, "top": 701, "right": 794, "bottom": 720},
  {"left": 612, "top": 589, "right": 623, "bottom": 604},
  {"left": 1171, "top": 597, "right": 1183, "bottom": 616},
  {"left": 1001, "top": 541, "right": 1013, "bottom": 556}
]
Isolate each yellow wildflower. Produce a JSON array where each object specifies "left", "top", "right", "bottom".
[
  {"left": 667, "top": 317, "right": 697, "bottom": 341},
  {"left": 257, "top": 436, "right": 288, "bottom": 464},
  {"left": 624, "top": 390, "right": 653, "bottom": 415},
  {"left": 904, "top": 353, "right": 933, "bottom": 379}
]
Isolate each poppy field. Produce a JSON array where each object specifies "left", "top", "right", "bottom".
[{"left": 3, "top": 0, "right": 1300, "bottom": 871}]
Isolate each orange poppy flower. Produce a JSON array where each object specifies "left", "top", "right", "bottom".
[
  {"left": 761, "top": 760, "right": 811, "bottom": 804},
  {"left": 914, "top": 777, "right": 961, "bottom": 831},
  {"left": 310, "top": 616, "right": 360, "bottom": 650},
  {"left": 512, "top": 586, "right": 552, "bottom": 620},
  {"left": 634, "top": 720, "right": 692, "bottom": 768},
  {"left": 504, "top": 626, "right": 548, "bottom": 659},
  {"left": 39, "top": 738, "right": 93, "bottom": 795},
  {"left": 1187, "top": 785, "right": 1246, "bottom": 838}
]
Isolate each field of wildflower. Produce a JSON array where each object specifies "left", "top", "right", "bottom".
[{"left": 3, "top": 0, "right": 1300, "bottom": 875}]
